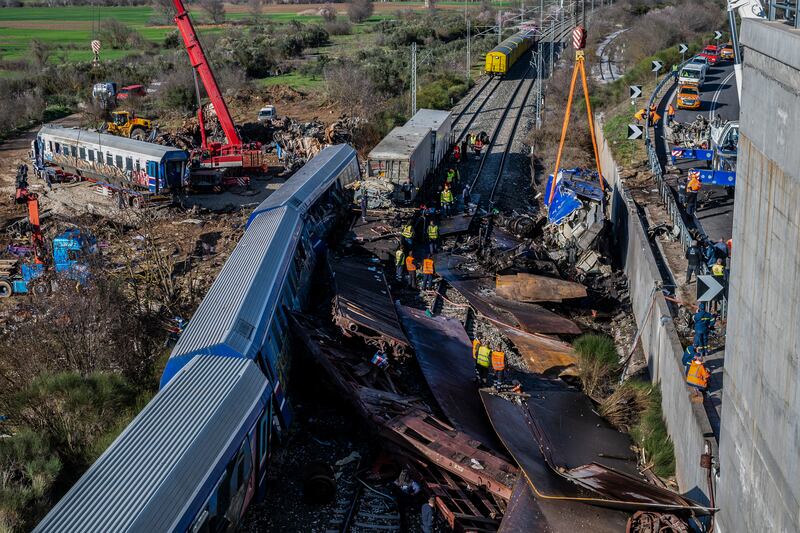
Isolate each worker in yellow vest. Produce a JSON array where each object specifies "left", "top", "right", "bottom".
[
  {"left": 405, "top": 251, "right": 417, "bottom": 289},
  {"left": 422, "top": 256, "right": 435, "bottom": 290},
  {"left": 427, "top": 221, "right": 439, "bottom": 255},
  {"left": 394, "top": 247, "right": 405, "bottom": 281},
  {"left": 472, "top": 339, "right": 481, "bottom": 359},
  {"left": 491, "top": 350, "right": 505, "bottom": 384},
  {"left": 440, "top": 187, "right": 454, "bottom": 217},
  {"left": 475, "top": 344, "right": 491, "bottom": 385},
  {"left": 401, "top": 223, "right": 414, "bottom": 249}
]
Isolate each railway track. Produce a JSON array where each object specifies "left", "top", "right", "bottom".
[
  {"left": 467, "top": 24, "right": 573, "bottom": 206},
  {"left": 596, "top": 28, "right": 627, "bottom": 83},
  {"left": 322, "top": 460, "right": 402, "bottom": 533},
  {"left": 451, "top": 77, "right": 502, "bottom": 144}
]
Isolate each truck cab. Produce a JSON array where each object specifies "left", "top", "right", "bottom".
[
  {"left": 117, "top": 84, "right": 146, "bottom": 101},
  {"left": 257, "top": 106, "right": 276, "bottom": 123},
  {"left": 711, "top": 121, "right": 739, "bottom": 171},
  {"left": 700, "top": 45, "right": 719, "bottom": 65},
  {"left": 679, "top": 64, "right": 706, "bottom": 87}
]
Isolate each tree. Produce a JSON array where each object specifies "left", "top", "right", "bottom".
[
  {"left": 200, "top": 0, "right": 226, "bottom": 24},
  {"left": 248, "top": 0, "right": 263, "bottom": 22},
  {"left": 30, "top": 39, "right": 52, "bottom": 69},
  {"left": 320, "top": 2, "right": 337, "bottom": 23},
  {"left": 347, "top": 0, "right": 373, "bottom": 23}
]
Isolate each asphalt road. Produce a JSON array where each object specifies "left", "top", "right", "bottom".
[{"left": 653, "top": 60, "right": 739, "bottom": 241}]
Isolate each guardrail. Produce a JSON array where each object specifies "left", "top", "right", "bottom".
[
  {"left": 643, "top": 63, "right": 727, "bottom": 316},
  {"left": 767, "top": 0, "right": 800, "bottom": 28}
]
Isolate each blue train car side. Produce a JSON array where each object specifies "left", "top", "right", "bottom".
[{"left": 34, "top": 144, "right": 360, "bottom": 533}]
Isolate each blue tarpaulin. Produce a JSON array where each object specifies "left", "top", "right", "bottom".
[{"left": 545, "top": 168, "right": 604, "bottom": 224}]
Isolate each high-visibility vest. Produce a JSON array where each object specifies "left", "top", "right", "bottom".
[
  {"left": 423, "top": 258, "right": 434, "bottom": 274},
  {"left": 474, "top": 140, "right": 483, "bottom": 150},
  {"left": 667, "top": 104, "right": 675, "bottom": 115},
  {"left": 687, "top": 177, "right": 701, "bottom": 192},
  {"left": 476, "top": 346, "right": 491, "bottom": 368},
  {"left": 401, "top": 225, "right": 413, "bottom": 238},
  {"left": 472, "top": 339, "right": 480, "bottom": 359},
  {"left": 634, "top": 109, "right": 646, "bottom": 120},
  {"left": 405, "top": 256, "right": 416, "bottom": 271},
  {"left": 686, "top": 361, "right": 709, "bottom": 388},
  {"left": 395, "top": 249, "right": 405, "bottom": 266},
  {"left": 428, "top": 224, "right": 439, "bottom": 240},
  {"left": 491, "top": 351, "right": 505, "bottom": 371},
  {"left": 446, "top": 169, "right": 455, "bottom": 182},
  {"left": 712, "top": 263, "right": 724, "bottom": 276},
  {"left": 441, "top": 189, "right": 454, "bottom": 204}
]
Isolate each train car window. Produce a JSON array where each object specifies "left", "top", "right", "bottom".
[
  {"left": 258, "top": 412, "right": 269, "bottom": 460},
  {"left": 71, "top": 145, "right": 77, "bottom": 157},
  {"left": 88, "top": 150, "right": 95, "bottom": 162},
  {"left": 115, "top": 155, "right": 123, "bottom": 168},
  {"left": 269, "top": 322, "right": 283, "bottom": 355},
  {"left": 107, "top": 153, "right": 113, "bottom": 166},
  {"left": 79, "top": 147, "right": 85, "bottom": 159},
  {"left": 135, "top": 160, "right": 140, "bottom": 172},
  {"left": 216, "top": 469, "right": 232, "bottom": 521},
  {"left": 48, "top": 141, "right": 53, "bottom": 152},
  {"left": 125, "top": 157, "right": 133, "bottom": 171}
]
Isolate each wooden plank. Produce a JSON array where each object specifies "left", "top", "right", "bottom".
[{"left": 495, "top": 273, "right": 587, "bottom": 303}]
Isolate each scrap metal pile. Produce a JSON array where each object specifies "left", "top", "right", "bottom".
[
  {"left": 667, "top": 115, "right": 711, "bottom": 148},
  {"left": 288, "top": 200, "right": 715, "bottom": 531}
]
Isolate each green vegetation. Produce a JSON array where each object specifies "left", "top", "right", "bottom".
[
  {"left": 572, "top": 333, "right": 620, "bottom": 400},
  {"left": 629, "top": 384, "right": 676, "bottom": 477}
]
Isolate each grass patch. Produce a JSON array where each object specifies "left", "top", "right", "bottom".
[
  {"left": 258, "top": 72, "right": 324, "bottom": 91},
  {"left": 629, "top": 384, "right": 676, "bottom": 478},
  {"left": 602, "top": 105, "right": 649, "bottom": 166},
  {"left": 572, "top": 333, "right": 620, "bottom": 400}
]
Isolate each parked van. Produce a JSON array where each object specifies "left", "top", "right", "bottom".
[{"left": 679, "top": 64, "right": 705, "bottom": 87}]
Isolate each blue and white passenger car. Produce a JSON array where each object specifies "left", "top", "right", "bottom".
[{"left": 34, "top": 144, "right": 360, "bottom": 532}]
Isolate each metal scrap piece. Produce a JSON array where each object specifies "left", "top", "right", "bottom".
[
  {"left": 495, "top": 272, "right": 587, "bottom": 303},
  {"left": 330, "top": 257, "right": 409, "bottom": 356}
]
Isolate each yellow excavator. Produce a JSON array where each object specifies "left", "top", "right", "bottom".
[{"left": 103, "top": 111, "right": 154, "bottom": 141}]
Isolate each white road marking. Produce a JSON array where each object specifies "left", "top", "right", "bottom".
[{"left": 709, "top": 69, "right": 736, "bottom": 120}]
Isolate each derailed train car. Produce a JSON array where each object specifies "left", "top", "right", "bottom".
[
  {"left": 365, "top": 108, "right": 453, "bottom": 204},
  {"left": 485, "top": 30, "right": 535, "bottom": 76},
  {"left": 32, "top": 125, "right": 189, "bottom": 205},
  {"left": 34, "top": 145, "right": 359, "bottom": 533}
]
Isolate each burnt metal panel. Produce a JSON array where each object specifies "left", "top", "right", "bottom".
[
  {"left": 330, "top": 257, "right": 409, "bottom": 355},
  {"left": 396, "top": 304, "right": 502, "bottom": 452}
]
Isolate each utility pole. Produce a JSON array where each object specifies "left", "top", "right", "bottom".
[
  {"left": 540, "top": 0, "right": 543, "bottom": 28},
  {"left": 549, "top": 18, "right": 555, "bottom": 77},
  {"left": 411, "top": 42, "right": 417, "bottom": 116},
  {"left": 498, "top": 12, "right": 502, "bottom": 45},
  {"left": 466, "top": 18, "right": 471, "bottom": 81}
]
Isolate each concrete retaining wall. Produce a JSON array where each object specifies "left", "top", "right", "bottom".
[{"left": 596, "top": 119, "right": 716, "bottom": 505}]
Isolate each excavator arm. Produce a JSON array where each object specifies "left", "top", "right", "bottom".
[{"left": 172, "top": 0, "right": 241, "bottom": 149}]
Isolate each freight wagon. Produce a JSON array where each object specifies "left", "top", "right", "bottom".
[
  {"left": 485, "top": 31, "right": 535, "bottom": 76},
  {"left": 32, "top": 125, "right": 188, "bottom": 206},
  {"left": 365, "top": 108, "right": 454, "bottom": 204},
  {"left": 34, "top": 145, "right": 360, "bottom": 533}
]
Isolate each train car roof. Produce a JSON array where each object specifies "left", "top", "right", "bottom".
[
  {"left": 38, "top": 125, "right": 187, "bottom": 160},
  {"left": 367, "top": 125, "right": 431, "bottom": 161},
  {"left": 34, "top": 356, "right": 269, "bottom": 533},
  {"left": 488, "top": 30, "right": 533, "bottom": 54},
  {"left": 248, "top": 143, "right": 357, "bottom": 223},
  {"left": 405, "top": 109, "right": 452, "bottom": 132},
  {"left": 163, "top": 206, "right": 299, "bottom": 386}
]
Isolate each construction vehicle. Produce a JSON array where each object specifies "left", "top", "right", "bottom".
[
  {"left": 677, "top": 84, "right": 702, "bottom": 110},
  {"left": 1, "top": 169, "right": 95, "bottom": 297},
  {"left": 171, "top": 0, "right": 265, "bottom": 183},
  {"left": 102, "top": 111, "right": 155, "bottom": 141},
  {"left": 720, "top": 42, "right": 735, "bottom": 61}
]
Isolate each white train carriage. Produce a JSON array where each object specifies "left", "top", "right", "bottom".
[{"left": 33, "top": 125, "right": 188, "bottom": 201}]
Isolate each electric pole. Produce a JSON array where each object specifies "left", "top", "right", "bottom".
[
  {"left": 411, "top": 42, "right": 417, "bottom": 116},
  {"left": 466, "top": 18, "right": 471, "bottom": 81}
]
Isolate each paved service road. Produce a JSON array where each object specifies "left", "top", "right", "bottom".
[{"left": 653, "top": 60, "right": 739, "bottom": 242}]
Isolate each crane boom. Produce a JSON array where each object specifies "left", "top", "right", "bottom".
[{"left": 172, "top": 0, "right": 241, "bottom": 148}]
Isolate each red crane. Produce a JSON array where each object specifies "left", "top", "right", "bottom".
[{"left": 172, "top": 0, "right": 264, "bottom": 173}]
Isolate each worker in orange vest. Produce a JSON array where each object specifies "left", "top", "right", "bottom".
[
  {"left": 634, "top": 108, "right": 646, "bottom": 124},
  {"left": 666, "top": 103, "right": 676, "bottom": 126},
  {"left": 686, "top": 171, "right": 701, "bottom": 215},
  {"left": 686, "top": 355, "right": 710, "bottom": 396},
  {"left": 491, "top": 350, "right": 505, "bottom": 385},
  {"left": 405, "top": 251, "right": 417, "bottom": 289},
  {"left": 422, "top": 256, "right": 435, "bottom": 291}
]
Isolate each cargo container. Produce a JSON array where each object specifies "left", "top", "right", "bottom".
[
  {"left": 366, "top": 126, "right": 432, "bottom": 203},
  {"left": 405, "top": 109, "right": 453, "bottom": 172}
]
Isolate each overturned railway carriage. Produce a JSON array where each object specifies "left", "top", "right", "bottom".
[
  {"left": 485, "top": 31, "right": 535, "bottom": 75},
  {"left": 33, "top": 125, "right": 188, "bottom": 204},
  {"left": 34, "top": 144, "right": 360, "bottom": 533}
]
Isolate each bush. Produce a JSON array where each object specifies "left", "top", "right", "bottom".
[
  {"left": 324, "top": 19, "right": 352, "bottom": 36},
  {"left": 320, "top": 2, "right": 338, "bottom": 22},
  {"left": 97, "top": 19, "right": 145, "bottom": 50},
  {"left": 629, "top": 385, "right": 676, "bottom": 477},
  {"left": 200, "top": 0, "right": 226, "bottom": 24},
  {"left": 572, "top": 334, "right": 620, "bottom": 400},
  {"left": 348, "top": 0, "right": 373, "bottom": 23},
  {"left": 417, "top": 74, "right": 470, "bottom": 110}
]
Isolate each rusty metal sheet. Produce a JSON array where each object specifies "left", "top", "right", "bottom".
[
  {"left": 435, "top": 255, "right": 581, "bottom": 335},
  {"left": 495, "top": 273, "right": 587, "bottom": 303},
  {"left": 330, "top": 257, "right": 409, "bottom": 355},
  {"left": 480, "top": 391, "right": 632, "bottom": 531},
  {"left": 396, "top": 303, "right": 503, "bottom": 452},
  {"left": 386, "top": 412, "right": 518, "bottom": 501},
  {"left": 481, "top": 390, "right": 715, "bottom": 516},
  {"left": 501, "top": 328, "right": 578, "bottom": 377},
  {"left": 497, "top": 479, "right": 548, "bottom": 533}
]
